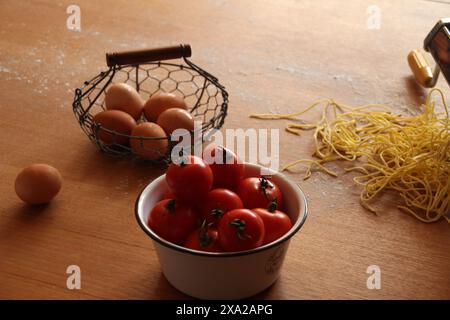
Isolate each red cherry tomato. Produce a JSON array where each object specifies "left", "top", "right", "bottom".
[
  {"left": 202, "top": 145, "right": 244, "bottom": 190},
  {"left": 218, "top": 209, "right": 265, "bottom": 252},
  {"left": 166, "top": 155, "right": 213, "bottom": 203},
  {"left": 236, "top": 176, "right": 283, "bottom": 210},
  {"left": 183, "top": 221, "right": 222, "bottom": 252},
  {"left": 252, "top": 203, "right": 292, "bottom": 245},
  {"left": 162, "top": 190, "right": 174, "bottom": 200},
  {"left": 200, "top": 188, "right": 244, "bottom": 225},
  {"left": 147, "top": 199, "right": 197, "bottom": 244}
]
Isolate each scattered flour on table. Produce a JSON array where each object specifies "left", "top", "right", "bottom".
[{"left": 0, "top": 66, "right": 11, "bottom": 73}]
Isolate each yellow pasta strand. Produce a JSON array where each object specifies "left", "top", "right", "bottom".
[
  {"left": 281, "top": 159, "right": 338, "bottom": 179},
  {"left": 251, "top": 88, "right": 450, "bottom": 224}
]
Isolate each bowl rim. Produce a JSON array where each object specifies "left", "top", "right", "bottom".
[{"left": 135, "top": 163, "right": 308, "bottom": 258}]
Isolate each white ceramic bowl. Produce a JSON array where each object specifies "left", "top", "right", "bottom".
[{"left": 135, "top": 163, "right": 308, "bottom": 299}]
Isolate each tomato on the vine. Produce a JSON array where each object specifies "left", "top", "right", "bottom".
[
  {"left": 200, "top": 188, "right": 243, "bottom": 225},
  {"left": 218, "top": 209, "right": 265, "bottom": 252},
  {"left": 183, "top": 221, "right": 222, "bottom": 252},
  {"left": 252, "top": 201, "right": 292, "bottom": 245},
  {"left": 202, "top": 145, "right": 244, "bottom": 190},
  {"left": 147, "top": 199, "right": 197, "bottom": 244},
  {"left": 165, "top": 155, "right": 213, "bottom": 203},
  {"left": 236, "top": 176, "right": 283, "bottom": 210}
]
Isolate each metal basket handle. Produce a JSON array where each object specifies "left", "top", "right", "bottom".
[{"left": 106, "top": 44, "right": 192, "bottom": 67}]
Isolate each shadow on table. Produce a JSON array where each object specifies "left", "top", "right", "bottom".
[
  {"left": 0, "top": 201, "right": 55, "bottom": 244},
  {"left": 135, "top": 271, "right": 192, "bottom": 300},
  {"left": 69, "top": 140, "right": 167, "bottom": 194},
  {"left": 404, "top": 75, "right": 427, "bottom": 108},
  {"left": 140, "top": 271, "right": 279, "bottom": 300}
]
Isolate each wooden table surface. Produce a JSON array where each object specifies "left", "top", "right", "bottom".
[{"left": 1, "top": 0, "right": 449, "bottom": 300}]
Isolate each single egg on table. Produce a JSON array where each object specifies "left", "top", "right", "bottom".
[
  {"left": 130, "top": 122, "right": 169, "bottom": 160},
  {"left": 15, "top": 164, "right": 62, "bottom": 205},
  {"left": 157, "top": 108, "right": 195, "bottom": 135},
  {"left": 143, "top": 92, "right": 188, "bottom": 122},
  {"left": 104, "top": 83, "right": 144, "bottom": 120},
  {"left": 93, "top": 110, "right": 136, "bottom": 145}
]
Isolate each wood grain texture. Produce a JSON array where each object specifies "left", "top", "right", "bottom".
[{"left": 0, "top": 0, "right": 449, "bottom": 299}]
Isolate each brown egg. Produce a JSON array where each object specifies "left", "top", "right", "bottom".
[
  {"left": 130, "top": 122, "right": 169, "bottom": 160},
  {"left": 105, "top": 83, "right": 144, "bottom": 120},
  {"left": 157, "top": 108, "right": 195, "bottom": 135},
  {"left": 143, "top": 92, "right": 188, "bottom": 122},
  {"left": 93, "top": 110, "right": 136, "bottom": 145},
  {"left": 15, "top": 164, "right": 62, "bottom": 205}
]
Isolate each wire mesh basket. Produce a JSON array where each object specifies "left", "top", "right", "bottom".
[{"left": 72, "top": 44, "right": 228, "bottom": 163}]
